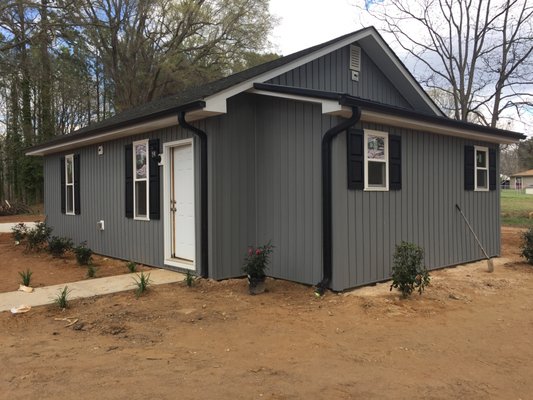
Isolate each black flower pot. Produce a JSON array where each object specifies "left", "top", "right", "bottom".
[{"left": 247, "top": 274, "right": 266, "bottom": 295}]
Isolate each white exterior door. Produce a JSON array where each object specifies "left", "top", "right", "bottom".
[{"left": 171, "top": 144, "right": 195, "bottom": 261}]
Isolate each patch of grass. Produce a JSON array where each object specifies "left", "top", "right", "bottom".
[
  {"left": 501, "top": 190, "right": 533, "bottom": 228},
  {"left": 133, "top": 272, "right": 151, "bottom": 298},
  {"left": 18, "top": 269, "right": 33, "bottom": 286},
  {"left": 126, "top": 261, "right": 137, "bottom": 273},
  {"left": 54, "top": 286, "right": 71, "bottom": 309}
]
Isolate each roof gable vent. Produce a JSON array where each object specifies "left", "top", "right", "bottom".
[{"left": 349, "top": 45, "right": 361, "bottom": 71}]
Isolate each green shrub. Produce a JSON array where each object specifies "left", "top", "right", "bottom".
[
  {"left": 86, "top": 264, "right": 96, "bottom": 278},
  {"left": 126, "top": 261, "right": 137, "bottom": 273},
  {"left": 390, "top": 241, "right": 430, "bottom": 298},
  {"left": 19, "top": 269, "right": 33, "bottom": 286},
  {"left": 11, "top": 222, "right": 28, "bottom": 243},
  {"left": 55, "top": 286, "right": 71, "bottom": 309},
  {"left": 185, "top": 270, "right": 195, "bottom": 287},
  {"left": 48, "top": 236, "right": 73, "bottom": 257},
  {"left": 521, "top": 228, "right": 533, "bottom": 265},
  {"left": 134, "top": 272, "right": 151, "bottom": 298},
  {"left": 74, "top": 242, "right": 93, "bottom": 265},
  {"left": 26, "top": 222, "right": 53, "bottom": 251}
]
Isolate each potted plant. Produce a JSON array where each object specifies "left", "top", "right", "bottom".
[{"left": 243, "top": 241, "right": 274, "bottom": 295}]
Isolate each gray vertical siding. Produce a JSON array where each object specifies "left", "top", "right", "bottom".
[
  {"left": 206, "top": 94, "right": 257, "bottom": 280},
  {"left": 254, "top": 97, "right": 328, "bottom": 285},
  {"left": 330, "top": 123, "right": 501, "bottom": 291},
  {"left": 44, "top": 92, "right": 502, "bottom": 291},
  {"left": 267, "top": 45, "right": 412, "bottom": 109},
  {"left": 44, "top": 126, "right": 200, "bottom": 268}
]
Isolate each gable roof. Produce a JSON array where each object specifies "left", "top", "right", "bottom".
[
  {"left": 510, "top": 169, "right": 533, "bottom": 177},
  {"left": 27, "top": 26, "right": 524, "bottom": 156}
]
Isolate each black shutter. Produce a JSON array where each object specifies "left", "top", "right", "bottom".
[
  {"left": 125, "top": 144, "right": 133, "bottom": 218},
  {"left": 464, "top": 145, "right": 475, "bottom": 191},
  {"left": 73, "top": 154, "right": 81, "bottom": 214},
  {"left": 347, "top": 128, "right": 364, "bottom": 190},
  {"left": 389, "top": 134, "right": 402, "bottom": 190},
  {"left": 489, "top": 148, "right": 497, "bottom": 191},
  {"left": 60, "top": 156, "right": 66, "bottom": 214},
  {"left": 149, "top": 139, "right": 160, "bottom": 220}
]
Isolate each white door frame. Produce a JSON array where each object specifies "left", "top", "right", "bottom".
[{"left": 163, "top": 138, "right": 196, "bottom": 270}]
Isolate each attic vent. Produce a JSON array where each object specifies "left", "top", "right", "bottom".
[{"left": 349, "top": 45, "right": 361, "bottom": 71}]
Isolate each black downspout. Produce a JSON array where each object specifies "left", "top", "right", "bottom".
[
  {"left": 315, "top": 105, "right": 361, "bottom": 296},
  {"left": 177, "top": 111, "right": 209, "bottom": 278}
]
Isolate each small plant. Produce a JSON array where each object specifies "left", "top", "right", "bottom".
[
  {"left": 86, "top": 264, "right": 96, "bottom": 278},
  {"left": 11, "top": 222, "right": 28, "bottom": 244},
  {"left": 521, "top": 227, "right": 533, "bottom": 265},
  {"left": 26, "top": 221, "right": 53, "bottom": 251},
  {"left": 185, "top": 270, "right": 195, "bottom": 287},
  {"left": 126, "top": 261, "right": 137, "bottom": 273},
  {"left": 74, "top": 242, "right": 93, "bottom": 265},
  {"left": 19, "top": 269, "right": 33, "bottom": 286},
  {"left": 54, "top": 286, "right": 71, "bottom": 309},
  {"left": 48, "top": 236, "right": 73, "bottom": 257},
  {"left": 134, "top": 272, "right": 151, "bottom": 298},
  {"left": 242, "top": 241, "right": 274, "bottom": 278},
  {"left": 390, "top": 241, "right": 430, "bottom": 298}
]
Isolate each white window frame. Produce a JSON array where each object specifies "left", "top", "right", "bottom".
[
  {"left": 65, "top": 154, "right": 75, "bottom": 215},
  {"left": 133, "top": 139, "right": 150, "bottom": 221},
  {"left": 474, "top": 145, "right": 489, "bottom": 192},
  {"left": 364, "top": 129, "right": 389, "bottom": 191}
]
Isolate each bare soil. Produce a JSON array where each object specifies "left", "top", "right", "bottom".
[
  {"left": 0, "top": 234, "right": 150, "bottom": 292},
  {"left": 0, "top": 214, "right": 44, "bottom": 223},
  {"left": 1, "top": 227, "right": 533, "bottom": 399}
]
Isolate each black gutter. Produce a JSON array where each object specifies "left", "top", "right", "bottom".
[
  {"left": 178, "top": 112, "right": 209, "bottom": 279},
  {"left": 253, "top": 83, "right": 526, "bottom": 141},
  {"left": 27, "top": 100, "right": 206, "bottom": 154},
  {"left": 315, "top": 105, "right": 361, "bottom": 296}
]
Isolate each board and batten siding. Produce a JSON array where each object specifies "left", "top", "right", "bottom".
[
  {"left": 254, "top": 96, "right": 329, "bottom": 285},
  {"left": 267, "top": 45, "right": 412, "bottom": 109},
  {"left": 43, "top": 94, "right": 256, "bottom": 277},
  {"left": 330, "top": 123, "right": 500, "bottom": 291},
  {"left": 43, "top": 126, "right": 202, "bottom": 268}
]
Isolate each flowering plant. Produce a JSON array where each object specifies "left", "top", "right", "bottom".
[{"left": 243, "top": 241, "right": 274, "bottom": 278}]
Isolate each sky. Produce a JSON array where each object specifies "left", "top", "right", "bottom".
[{"left": 268, "top": 0, "right": 364, "bottom": 55}]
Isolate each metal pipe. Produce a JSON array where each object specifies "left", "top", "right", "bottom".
[{"left": 315, "top": 106, "right": 361, "bottom": 296}]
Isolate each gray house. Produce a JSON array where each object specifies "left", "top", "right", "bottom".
[{"left": 27, "top": 27, "right": 524, "bottom": 291}]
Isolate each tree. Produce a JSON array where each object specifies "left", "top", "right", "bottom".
[
  {"left": 65, "top": 0, "right": 276, "bottom": 112},
  {"left": 361, "top": 0, "right": 533, "bottom": 128}
]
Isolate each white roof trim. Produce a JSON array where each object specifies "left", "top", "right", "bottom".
[
  {"left": 248, "top": 89, "right": 343, "bottom": 114},
  {"left": 358, "top": 109, "right": 517, "bottom": 144},
  {"left": 203, "top": 29, "right": 442, "bottom": 117}
]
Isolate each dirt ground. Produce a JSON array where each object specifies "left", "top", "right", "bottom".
[
  {"left": 0, "top": 233, "right": 150, "bottom": 292},
  {"left": 1, "top": 227, "right": 533, "bottom": 399}
]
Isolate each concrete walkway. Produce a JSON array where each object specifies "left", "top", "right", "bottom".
[
  {"left": 0, "top": 221, "right": 37, "bottom": 233},
  {"left": 0, "top": 269, "right": 185, "bottom": 312}
]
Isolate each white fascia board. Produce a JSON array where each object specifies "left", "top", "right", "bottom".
[
  {"left": 26, "top": 115, "right": 179, "bottom": 156},
  {"left": 248, "top": 89, "right": 343, "bottom": 114},
  {"left": 360, "top": 109, "right": 518, "bottom": 144}
]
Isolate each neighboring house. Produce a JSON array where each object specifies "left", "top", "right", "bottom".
[
  {"left": 510, "top": 169, "right": 533, "bottom": 190},
  {"left": 27, "top": 27, "right": 525, "bottom": 291}
]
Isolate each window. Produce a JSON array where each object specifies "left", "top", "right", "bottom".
[
  {"left": 364, "top": 130, "right": 388, "bottom": 190},
  {"left": 134, "top": 140, "right": 149, "bottom": 219},
  {"left": 65, "top": 154, "right": 75, "bottom": 214},
  {"left": 474, "top": 146, "right": 489, "bottom": 191}
]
